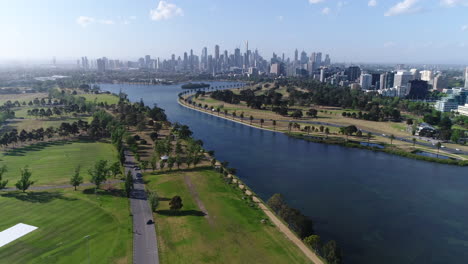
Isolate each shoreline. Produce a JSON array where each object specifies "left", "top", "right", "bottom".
[{"left": 178, "top": 97, "right": 468, "bottom": 167}]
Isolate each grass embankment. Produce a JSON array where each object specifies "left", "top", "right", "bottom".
[
  {"left": 0, "top": 185, "right": 132, "bottom": 264},
  {"left": 0, "top": 140, "right": 117, "bottom": 186},
  {"left": 146, "top": 167, "right": 313, "bottom": 264}
]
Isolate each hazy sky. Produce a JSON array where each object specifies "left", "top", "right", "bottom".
[{"left": 1, "top": 0, "right": 468, "bottom": 64}]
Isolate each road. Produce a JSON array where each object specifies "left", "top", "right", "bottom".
[
  {"left": 124, "top": 151, "right": 159, "bottom": 264},
  {"left": 183, "top": 95, "right": 468, "bottom": 157}
]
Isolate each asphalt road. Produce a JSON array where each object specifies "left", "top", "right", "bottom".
[{"left": 125, "top": 151, "right": 159, "bottom": 264}]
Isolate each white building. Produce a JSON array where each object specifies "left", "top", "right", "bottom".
[
  {"left": 435, "top": 96, "right": 459, "bottom": 112},
  {"left": 458, "top": 104, "right": 468, "bottom": 116},
  {"left": 394, "top": 71, "right": 414, "bottom": 87},
  {"left": 420, "top": 70, "right": 433, "bottom": 82},
  {"left": 360, "top": 73, "right": 372, "bottom": 90},
  {"left": 465, "top": 67, "right": 468, "bottom": 89}
]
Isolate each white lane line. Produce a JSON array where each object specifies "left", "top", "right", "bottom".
[{"left": 0, "top": 223, "right": 38, "bottom": 248}]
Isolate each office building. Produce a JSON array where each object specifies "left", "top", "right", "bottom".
[
  {"left": 394, "top": 71, "right": 414, "bottom": 87},
  {"left": 360, "top": 73, "right": 372, "bottom": 90}
]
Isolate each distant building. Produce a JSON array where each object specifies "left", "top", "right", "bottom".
[
  {"left": 465, "top": 67, "right": 468, "bottom": 89},
  {"left": 433, "top": 74, "right": 448, "bottom": 91},
  {"left": 270, "top": 63, "right": 282, "bottom": 76},
  {"left": 458, "top": 104, "right": 468, "bottom": 116},
  {"left": 420, "top": 70, "right": 433, "bottom": 82},
  {"left": 435, "top": 97, "right": 459, "bottom": 112},
  {"left": 360, "top": 73, "right": 372, "bottom": 90},
  {"left": 346, "top": 66, "right": 361, "bottom": 82},
  {"left": 407, "top": 80, "right": 429, "bottom": 99},
  {"left": 96, "top": 58, "right": 106, "bottom": 72},
  {"left": 394, "top": 71, "right": 414, "bottom": 87}
]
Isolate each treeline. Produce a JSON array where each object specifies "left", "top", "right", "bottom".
[{"left": 267, "top": 193, "right": 342, "bottom": 264}]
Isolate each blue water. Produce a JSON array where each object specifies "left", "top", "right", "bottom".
[{"left": 102, "top": 82, "right": 468, "bottom": 264}]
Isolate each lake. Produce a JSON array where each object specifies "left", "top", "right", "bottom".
[{"left": 102, "top": 82, "right": 468, "bottom": 264}]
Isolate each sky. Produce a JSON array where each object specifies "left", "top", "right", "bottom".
[{"left": 1, "top": 0, "right": 468, "bottom": 64}]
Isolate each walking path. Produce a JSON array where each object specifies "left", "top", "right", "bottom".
[
  {"left": 252, "top": 196, "right": 324, "bottom": 264},
  {"left": 124, "top": 151, "right": 159, "bottom": 264},
  {"left": 183, "top": 175, "right": 213, "bottom": 225}
]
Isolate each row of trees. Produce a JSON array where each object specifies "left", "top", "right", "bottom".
[
  {"left": 0, "top": 165, "right": 35, "bottom": 192},
  {"left": 267, "top": 193, "right": 342, "bottom": 264}
]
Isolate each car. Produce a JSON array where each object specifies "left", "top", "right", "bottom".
[
  {"left": 133, "top": 166, "right": 140, "bottom": 170},
  {"left": 456, "top": 148, "right": 460, "bottom": 151},
  {"left": 136, "top": 173, "right": 143, "bottom": 178},
  {"left": 147, "top": 219, "right": 154, "bottom": 225}
]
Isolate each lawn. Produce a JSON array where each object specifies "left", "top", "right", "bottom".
[
  {"left": 146, "top": 167, "right": 313, "bottom": 264},
  {"left": 0, "top": 140, "right": 118, "bottom": 186},
  {"left": 79, "top": 94, "right": 119, "bottom": 105},
  {"left": 0, "top": 93, "right": 48, "bottom": 105},
  {"left": 0, "top": 185, "right": 132, "bottom": 264}
]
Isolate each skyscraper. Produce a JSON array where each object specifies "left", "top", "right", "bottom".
[
  {"left": 294, "top": 49, "right": 298, "bottom": 63},
  {"left": 346, "top": 66, "right": 361, "bottom": 82},
  {"left": 465, "top": 67, "right": 468, "bottom": 89},
  {"left": 394, "top": 71, "right": 414, "bottom": 87},
  {"left": 360, "top": 73, "right": 372, "bottom": 90}
]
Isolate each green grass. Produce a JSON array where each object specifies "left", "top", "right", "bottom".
[
  {"left": 0, "top": 186, "right": 132, "bottom": 264},
  {"left": 146, "top": 167, "right": 312, "bottom": 264},
  {"left": 0, "top": 140, "right": 118, "bottom": 186},
  {"left": 79, "top": 94, "right": 119, "bottom": 105}
]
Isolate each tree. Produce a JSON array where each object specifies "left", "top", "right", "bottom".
[
  {"left": 390, "top": 134, "right": 395, "bottom": 145},
  {"left": 260, "top": 119, "right": 264, "bottom": 128},
  {"left": 0, "top": 165, "right": 8, "bottom": 190},
  {"left": 322, "top": 240, "right": 342, "bottom": 264},
  {"left": 250, "top": 115, "right": 254, "bottom": 125},
  {"left": 436, "top": 142, "right": 442, "bottom": 157},
  {"left": 272, "top": 120, "right": 276, "bottom": 130},
  {"left": 412, "top": 138, "right": 416, "bottom": 147},
  {"left": 267, "top": 193, "right": 285, "bottom": 214},
  {"left": 367, "top": 132, "right": 372, "bottom": 143},
  {"left": 125, "top": 170, "right": 133, "bottom": 197},
  {"left": 306, "top": 109, "right": 318, "bottom": 118},
  {"left": 148, "top": 191, "right": 159, "bottom": 212},
  {"left": 406, "top": 118, "right": 413, "bottom": 125},
  {"left": 141, "top": 160, "right": 149, "bottom": 172},
  {"left": 109, "top": 162, "right": 121, "bottom": 178},
  {"left": 89, "top": 160, "right": 108, "bottom": 189},
  {"left": 167, "top": 157, "right": 175, "bottom": 171},
  {"left": 325, "top": 127, "right": 330, "bottom": 138},
  {"left": 150, "top": 154, "right": 158, "bottom": 172},
  {"left": 169, "top": 195, "right": 183, "bottom": 211},
  {"left": 304, "top": 235, "right": 321, "bottom": 252},
  {"left": 15, "top": 166, "right": 34, "bottom": 193},
  {"left": 70, "top": 166, "right": 83, "bottom": 191}
]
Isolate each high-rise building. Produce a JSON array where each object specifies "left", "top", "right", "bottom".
[
  {"left": 97, "top": 58, "right": 106, "bottom": 72},
  {"left": 386, "top": 72, "right": 395, "bottom": 88},
  {"left": 379, "top": 73, "right": 387, "bottom": 90},
  {"left": 294, "top": 49, "right": 298, "bottom": 63},
  {"left": 420, "top": 70, "right": 433, "bottom": 82},
  {"left": 394, "top": 71, "right": 414, "bottom": 87},
  {"left": 360, "top": 73, "right": 372, "bottom": 90},
  {"left": 346, "top": 66, "right": 361, "bottom": 82},
  {"left": 324, "top": 54, "right": 331, "bottom": 66},
  {"left": 320, "top": 68, "right": 326, "bottom": 82},
  {"left": 300, "top": 51, "right": 308, "bottom": 64},
  {"left": 315, "top": 52, "right": 322, "bottom": 67},
  {"left": 465, "top": 67, "right": 468, "bottom": 89},
  {"left": 408, "top": 80, "right": 429, "bottom": 98},
  {"left": 215, "top": 45, "right": 220, "bottom": 61},
  {"left": 433, "top": 74, "right": 448, "bottom": 91}
]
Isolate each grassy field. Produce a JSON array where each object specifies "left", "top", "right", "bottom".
[
  {"left": 146, "top": 167, "right": 312, "bottom": 264},
  {"left": 79, "top": 94, "right": 119, "bottom": 105},
  {"left": 0, "top": 93, "right": 48, "bottom": 105},
  {"left": 0, "top": 185, "right": 132, "bottom": 264},
  {"left": 0, "top": 140, "right": 118, "bottom": 186}
]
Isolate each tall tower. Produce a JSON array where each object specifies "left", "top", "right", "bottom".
[{"left": 465, "top": 67, "right": 468, "bottom": 89}]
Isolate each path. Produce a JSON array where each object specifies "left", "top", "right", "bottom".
[
  {"left": 252, "top": 196, "right": 324, "bottom": 264},
  {"left": 124, "top": 151, "right": 159, "bottom": 264},
  {"left": 183, "top": 175, "right": 213, "bottom": 225}
]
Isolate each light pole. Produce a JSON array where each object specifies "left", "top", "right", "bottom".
[{"left": 84, "top": 235, "right": 91, "bottom": 264}]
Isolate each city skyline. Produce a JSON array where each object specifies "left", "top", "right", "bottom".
[{"left": 2, "top": 0, "right": 468, "bottom": 64}]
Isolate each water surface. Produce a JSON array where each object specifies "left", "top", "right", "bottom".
[{"left": 102, "top": 82, "right": 468, "bottom": 264}]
